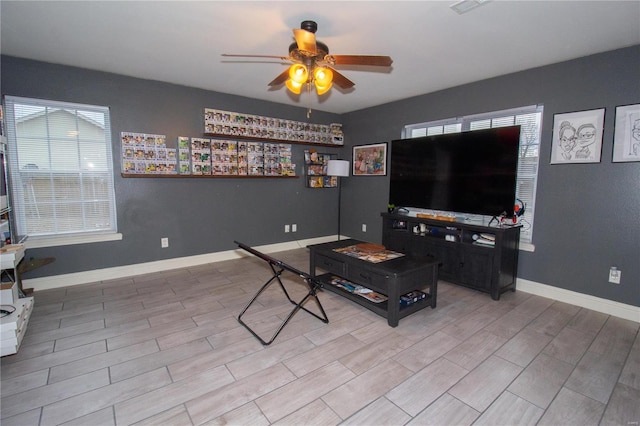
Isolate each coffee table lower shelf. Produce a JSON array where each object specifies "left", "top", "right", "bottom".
[{"left": 315, "top": 272, "right": 435, "bottom": 326}]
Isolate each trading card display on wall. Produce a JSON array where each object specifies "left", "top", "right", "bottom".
[
  {"left": 247, "top": 142, "right": 264, "bottom": 176},
  {"left": 330, "top": 124, "right": 344, "bottom": 144},
  {"left": 121, "top": 143, "right": 136, "bottom": 173},
  {"left": 122, "top": 133, "right": 294, "bottom": 177},
  {"left": 324, "top": 176, "right": 338, "bottom": 187},
  {"left": 191, "top": 138, "right": 212, "bottom": 175},
  {"left": 204, "top": 108, "right": 344, "bottom": 145},
  {"left": 278, "top": 144, "right": 295, "bottom": 176},
  {"left": 212, "top": 140, "right": 238, "bottom": 175},
  {"left": 177, "top": 137, "right": 191, "bottom": 174},
  {"left": 307, "top": 176, "right": 336, "bottom": 187},
  {"left": 144, "top": 136, "right": 158, "bottom": 173},
  {"left": 307, "top": 165, "right": 324, "bottom": 175},
  {"left": 303, "top": 150, "right": 337, "bottom": 187},
  {"left": 307, "top": 151, "right": 329, "bottom": 170},
  {"left": 154, "top": 138, "right": 176, "bottom": 174},
  {"left": 121, "top": 132, "right": 144, "bottom": 173},
  {"left": 306, "top": 151, "right": 327, "bottom": 176},
  {"left": 264, "top": 143, "right": 280, "bottom": 176},
  {"left": 166, "top": 150, "right": 177, "bottom": 173},
  {"left": 237, "top": 141, "right": 248, "bottom": 175},
  {"left": 308, "top": 176, "right": 323, "bottom": 187},
  {"left": 121, "top": 132, "right": 176, "bottom": 174}
]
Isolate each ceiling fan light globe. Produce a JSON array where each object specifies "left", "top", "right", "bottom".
[
  {"left": 313, "top": 67, "right": 333, "bottom": 86},
  {"left": 289, "top": 64, "right": 308, "bottom": 84},
  {"left": 315, "top": 81, "right": 332, "bottom": 95},
  {"left": 285, "top": 79, "right": 303, "bottom": 94}
]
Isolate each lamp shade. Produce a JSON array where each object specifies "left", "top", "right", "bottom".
[
  {"left": 285, "top": 79, "right": 303, "bottom": 94},
  {"left": 289, "top": 64, "right": 308, "bottom": 84},
  {"left": 314, "top": 67, "right": 333, "bottom": 86},
  {"left": 315, "top": 80, "right": 332, "bottom": 95},
  {"left": 326, "top": 160, "right": 350, "bottom": 177}
]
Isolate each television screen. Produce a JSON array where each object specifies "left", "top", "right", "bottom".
[{"left": 389, "top": 126, "right": 520, "bottom": 217}]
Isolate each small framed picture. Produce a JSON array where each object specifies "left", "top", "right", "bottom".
[
  {"left": 612, "top": 103, "right": 640, "bottom": 162},
  {"left": 550, "top": 108, "right": 605, "bottom": 164},
  {"left": 352, "top": 143, "right": 387, "bottom": 176}
]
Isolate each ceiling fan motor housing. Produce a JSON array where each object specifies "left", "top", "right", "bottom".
[
  {"left": 300, "top": 20, "right": 318, "bottom": 33},
  {"left": 289, "top": 42, "right": 329, "bottom": 58}
]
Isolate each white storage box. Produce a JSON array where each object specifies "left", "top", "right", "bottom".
[
  {"left": 1, "top": 281, "right": 18, "bottom": 304},
  {"left": 1, "top": 297, "right": 34, "bottom": 356},
  {"left": 0, "top": 244, "right": 25, "bottom": 270}
]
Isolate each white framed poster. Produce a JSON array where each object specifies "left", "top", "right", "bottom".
[
  {"left": 551, "top": 108, "right": 605, "bottom": 164},
  {"left": 612, "top": 103, "right": 640, "bottom": 162},
  {"left": 352, "top": 143, "right": 387, "bottom": 176}
]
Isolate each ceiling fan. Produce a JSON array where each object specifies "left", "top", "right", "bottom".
[{"left": 222, "top": 20, "right": 393, "bottom": 97}]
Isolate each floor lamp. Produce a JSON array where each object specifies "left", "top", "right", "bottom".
[{"left": 326, "top": 160, "right": 350, "bottom": 240}]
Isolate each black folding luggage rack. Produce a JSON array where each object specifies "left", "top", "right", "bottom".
[{"left": 234, "top": 241, "right": 329, "bottom": 345}]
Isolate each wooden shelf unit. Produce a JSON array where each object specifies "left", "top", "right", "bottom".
[{"left": 381, "top": 212, "right": 521, "bottom": 300}]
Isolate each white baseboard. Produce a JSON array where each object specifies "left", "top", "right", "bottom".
[
  {"left": 22, "top": 235, "right": 339, "bottom": 292},
  {"left": 22, "top": 237, "right": 639, "bottom": 324},
  {"left": 517, "top": 278, "right": 639, "bottom": 323}
]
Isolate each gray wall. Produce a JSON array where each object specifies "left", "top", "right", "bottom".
[
  {"left": 1, "top": 55, "right": 342, "bottom": 277},
  {"left": 339, "top": 45, "right": 640, "bottom": 307},
  {"left": 2, "top": 46, "right": 639, "bottom": 308}
]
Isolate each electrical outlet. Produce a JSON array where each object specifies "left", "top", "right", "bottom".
[
  {"left": 609, "top": 267, "right": 621, "bottom": 284},
  {"left": 362, "top": 224, "right": 367, "bottom": 232},
  {"left": 161, "top": 237, "right": 169, "bottom": 248},
  {"left": 292, "top": 224, "right": 297, "bottom": 232},
  {"left": 284, "top": 224, "right": 290, "bottom": 233}
]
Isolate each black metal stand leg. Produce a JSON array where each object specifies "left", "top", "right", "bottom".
[{"left": 235, "top": 242, "right": 329, "bottom": 346}]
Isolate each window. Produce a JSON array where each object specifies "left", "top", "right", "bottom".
[
  {"left": 403, "top": 105, "right": 543, "bottom": 245},
  {"left": 3, "top": 96, "right": 117, "bottom": 245}
]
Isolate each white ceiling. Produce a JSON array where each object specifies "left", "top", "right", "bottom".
[{"left": 1, "top": 1, "right": 639, "bottom": 114}]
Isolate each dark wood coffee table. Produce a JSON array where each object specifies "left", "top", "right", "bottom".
[{"left": 308, "top": 239, "right": 438, "bottom": 327}]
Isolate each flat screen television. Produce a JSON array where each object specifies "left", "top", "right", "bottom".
[{"left": 389, "top": 125, "right": 520, "bottom": 218}]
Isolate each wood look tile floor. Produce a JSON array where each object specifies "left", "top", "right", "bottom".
[{"left": 1, "top": 247, "right": 638, "bottom": 425}]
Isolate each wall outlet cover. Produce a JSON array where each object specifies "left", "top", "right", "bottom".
[{"left": 608, "top": 267, "right": 621, "bottom": 284}]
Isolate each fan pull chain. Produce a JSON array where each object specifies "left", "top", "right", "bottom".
[{"left": 307, "top": 82, "right": 312, "bottom": 119}]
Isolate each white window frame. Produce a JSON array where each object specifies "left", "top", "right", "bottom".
[
  {"left": 403, "top": 105, "right": 543, "bottom": 250},
  {"left": 3, "top": 96, "right": 121, "bottom": 248}
]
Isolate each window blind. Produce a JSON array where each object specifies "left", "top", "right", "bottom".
[{"left": 3, "top": 96, "right": 117, "bottom": 239}]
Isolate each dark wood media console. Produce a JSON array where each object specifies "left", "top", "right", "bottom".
[
  {"left": 308, "top": 239, "right": 439, "bottom": 327},
  {"left": 381, "top": 212, "right": 521, "bottom": 300}
]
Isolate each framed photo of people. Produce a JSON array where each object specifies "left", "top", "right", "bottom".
[
  {"left": 550, "top": 108, "right": 605, "bottom": 164},
  {"left": 612, "top": 103, "right": 640, "bottom": 162},
  {"left": 352, "top": 143, "right": 387, "bottom": 176}
]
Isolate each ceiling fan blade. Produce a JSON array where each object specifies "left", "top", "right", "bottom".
[
  {"left": 293, "top": 28, "right": 317, "bottom": 55},
  {"left": 268, "top": 69, "right": 290, "bottom": 87},
  {"left": 222, "top": 53, "right": 291, "bottom": 61},
  {"left": 328, "top": 55, "right": 393, "bottom": 67},
  {"left": 330, "top": 68, "right": 355, "bottom": 89}
]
